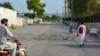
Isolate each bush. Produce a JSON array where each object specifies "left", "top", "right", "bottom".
[{"left": 10, "top": 24, "right": 16, "bottom": 29}]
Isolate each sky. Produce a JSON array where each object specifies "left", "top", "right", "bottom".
[{"left": 0, "top": 0, "right": 64, "bottom": 13}]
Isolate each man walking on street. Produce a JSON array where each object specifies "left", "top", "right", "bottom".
[
  {"left": 69, "top": 23, "right": 73, "bottom": 34},
  {"left": 77, "top": 21, "right": 86, "bottom": 47}
]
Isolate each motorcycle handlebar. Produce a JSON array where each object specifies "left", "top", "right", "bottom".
[{"left": 7, "top": 38, "right": 21, "bottom": 45}]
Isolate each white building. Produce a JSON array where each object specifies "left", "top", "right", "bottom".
[
  {"left": 33, "top": 18, "right": 43, "bottom": 23},
  {"left": 27, "top": 18, "right": 33, "bottom": 24},
  {"left": 17, "top": 16, "right": 24, "bottom": 26},
  {"left": 0, "top": 6, "right": 17, "bottom": 26},
  {"left": 64, "top": 0, "right": 71, "bottom": 18},
  {"left": 0, "top": 6, "right": 26, "bottom": 27}
]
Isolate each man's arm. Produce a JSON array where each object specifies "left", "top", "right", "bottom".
[
  {"left": 5, "top": 26, "right": 18, "bottom": 42},
  {"left": 77, "top": 27, "right": 79, "bottom": 37},
  {"left": 84, "top": 26, "right": 86, "bottom": 33}
]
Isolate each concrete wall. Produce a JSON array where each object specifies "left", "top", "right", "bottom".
[
  {"left": 0, "top": 6, "right": 17, "bottom": 26},
  {"left": 23, "top": 17, "right": 28, "bottom": 26},
  {"left": 33, "top": 18, "right": 43, "bottom": 23},
  {"left": 17, "top": 16, "right": 24, "bottom": 26},
  {"left": 27, "top": 19, "right": 33, "bottom": 24}
]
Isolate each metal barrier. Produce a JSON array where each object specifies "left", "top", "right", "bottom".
[{"left": 86, "top": 28, "right": 100, "bottom": 39}]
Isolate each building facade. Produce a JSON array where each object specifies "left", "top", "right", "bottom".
[
  {"left": 64, "top": 0, "right": 71, "bottom": 18},
  {"left": 0, "top": 6, "right": 17, "bottom": 26}
]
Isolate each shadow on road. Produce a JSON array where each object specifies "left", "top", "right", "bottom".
[
  {"left": 60, "top": 44, "right": 100, "bottom": 48},
  {"left": 49, "top": 43, "right": 100, "bottom": 48}
]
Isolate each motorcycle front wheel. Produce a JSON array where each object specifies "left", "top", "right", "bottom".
[{"left": 16, "top": 50, "right": 26, "bottom": 56}]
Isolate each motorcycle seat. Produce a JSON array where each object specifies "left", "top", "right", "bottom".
[
  {"left": 0, "top": 45, "right": 6, "bottom": 50},
  {"left": 0, "top": 45, "right": 9, "bottom": 55},
  {"left": 0, "top": 45, "right": 12, "bottom": 51},
  {"left": 0, "top": 51, "right": 9, "bottom": 54}
]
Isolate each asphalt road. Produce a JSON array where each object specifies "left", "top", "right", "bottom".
[{"left": 11, "top": 23, "right": 100, "bottom": 56}]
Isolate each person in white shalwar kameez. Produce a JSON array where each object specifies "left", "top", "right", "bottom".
[
  {"left": 0, "top": 19, "right": 18, "bottom": 56},
  {"left": 77, "top": 21, "right": 86, "bottom": 47}
]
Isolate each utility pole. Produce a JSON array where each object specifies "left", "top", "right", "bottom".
[
  {"left": 61, "top": 6, "right": 64, "bottom": 23},
  {"left": 56, "top": 10, "right": 58, "bottom": 16},
  {"left": 65, "top": 0, "right": 67, "bottom": 18},
  {"left": 23, "top": 6, "right": 25, "bottom": 14},
  {"left": 67, "top": 0, "right": 69, "bottom": 18},
  {"left": 62, "top": 6, "right": 64, "bottom": 18},
  {"left": 71, "top": 0, "right": 73, "bottom": 21}
]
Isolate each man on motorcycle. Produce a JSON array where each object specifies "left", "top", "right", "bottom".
[{"left": 0, "top": 18, "right": 18, "bottom": 56}]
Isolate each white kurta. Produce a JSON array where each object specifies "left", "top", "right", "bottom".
[
  {"left": 77, "top": 24, "right": 86, "bottom": 45},
  {"left": 0, "top": 24, "right": 16, "bottom": 56}
]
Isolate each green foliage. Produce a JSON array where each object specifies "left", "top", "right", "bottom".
[
  {"left": 93, "top": 0, "right": 100, "bottom": 13},
  {"left": 43, "top": 14, "right": 61, "bottom": 21},
  {"left": 27, "top": 0, "right": 46, "bottom": 18},
  {"left": 51, "top": 15, "right": 61, "bottom": 21},
  {"left": 24, "top": 13, "right": 35, "bottom": 18},
  {"left": 10, "top": 24, "right": 16, "bottom": 29},
  {"left": 43, "top": 15, "right": 51, "bottom": 21},
  {"left": 0, "top": 2, "right": 14, "bottom": 10},
  {"left": 69, "top": 0, "right": 99, "bottom": 18}
]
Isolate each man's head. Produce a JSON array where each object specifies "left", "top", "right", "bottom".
[
  {"left": 80, "top": 21, "right": 84, "bottom": 24},
  {"left": 1, "top": 18, "right": 8, "bottom": 26}
]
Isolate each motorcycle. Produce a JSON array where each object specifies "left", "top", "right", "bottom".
[{"left": 0, "top": 40, "right": 26, "bottom": 56}]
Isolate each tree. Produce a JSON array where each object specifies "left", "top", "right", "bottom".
[
  {"left": 51, "top": 14, "right": 61, "bottom": 21},
  {"left": 43, "top": 15, "right": 51, "bottom": 21},
  {"left": 2, "top": 2, "right": 14, "bottom": 10},
  {"left": 93, "top": 0, "right": 100, "bottom": 13},
  {"left": 24, "top": 13, "right": 34, "bottom": 18},
  {"left": 27, "top": 0, "right": 46, "bottom": 18},
  {"left": 69, "top": 0, "right": 99, "bottom": 18}
]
